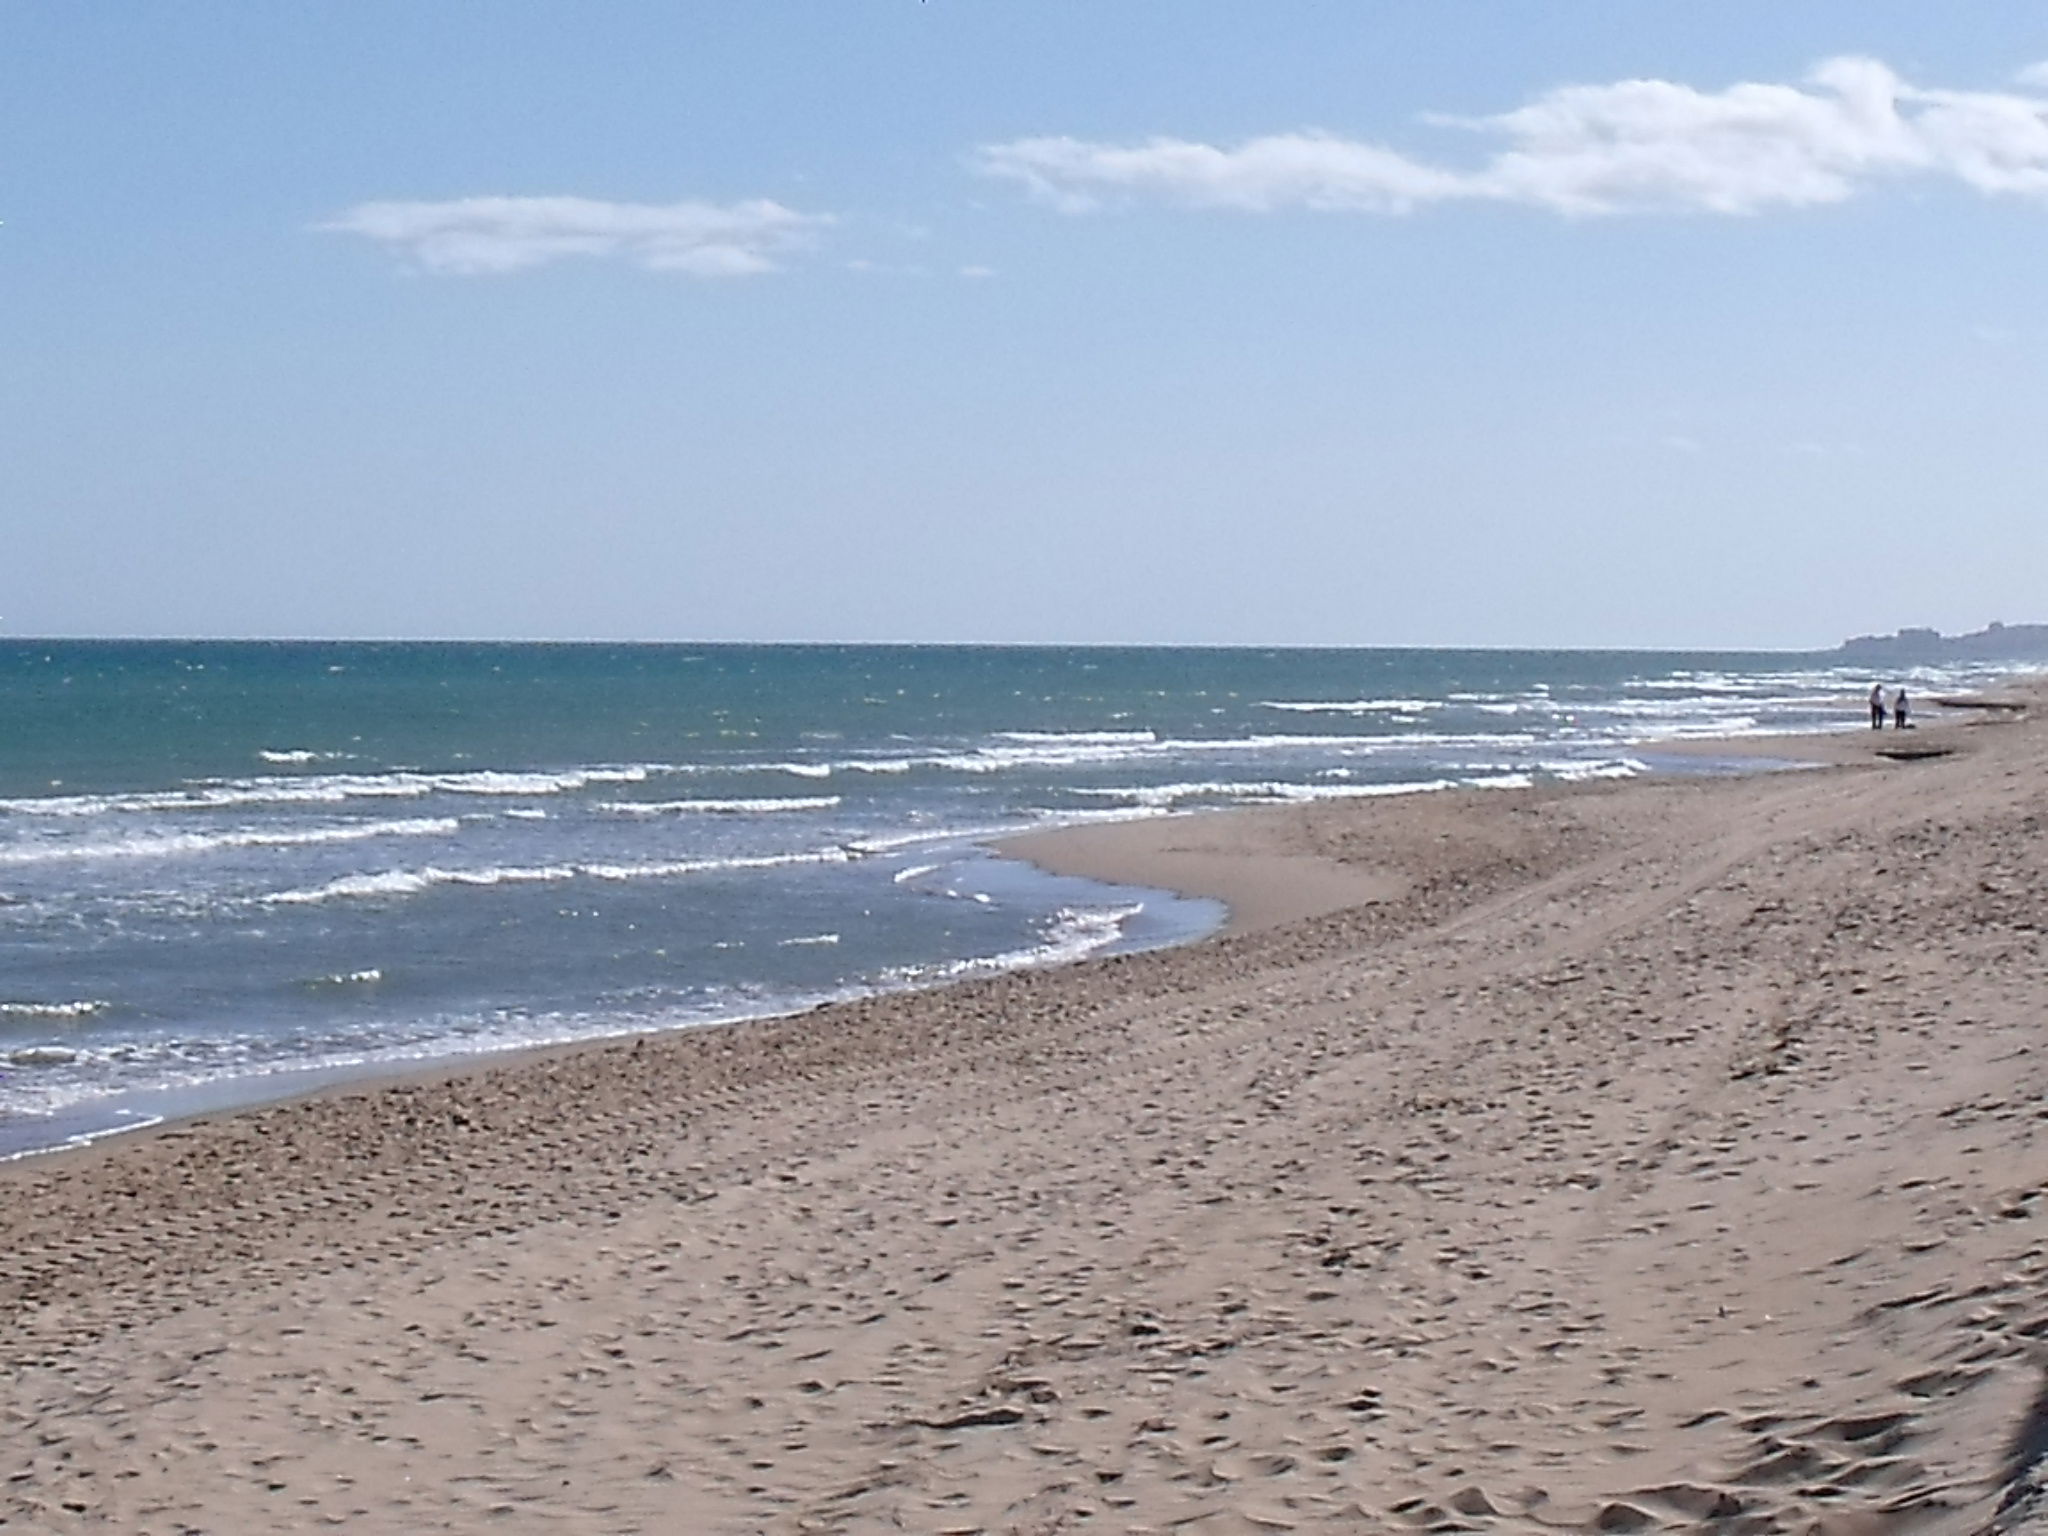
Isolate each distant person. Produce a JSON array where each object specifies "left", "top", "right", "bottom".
[
  {"left": 1893, "top": 688, "right": 1911, "bottom": 730},
  {"left": 1869, "top": 683, "right": 1887, "bottom": 730}
]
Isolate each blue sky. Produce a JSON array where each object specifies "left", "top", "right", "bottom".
[{"left": 5, "top": 4, "right": 2046, "bottom": 646}]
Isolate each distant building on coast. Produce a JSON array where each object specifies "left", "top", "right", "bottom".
[{"left": 1831, "top": 621, "right": 2048, "bottom": 664}]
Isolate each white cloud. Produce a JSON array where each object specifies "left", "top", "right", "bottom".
[
  {"left": 321, "top": 195, "right": 829, "bottom": 275},
  {"left": 845, "top": 257, "right": 936, "bottom": 277},
  {"left": 975, "top": 57, "right": 2048, "bottom": 218},
  {"left": 977, "top": 133, "right": 1467, "bottom": 215}
]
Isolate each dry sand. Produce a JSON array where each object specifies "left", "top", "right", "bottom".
[{"left": 4, "top": 698, "right": 2046, "bottom": 1534}]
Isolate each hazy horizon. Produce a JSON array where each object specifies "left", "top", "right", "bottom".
[{"left": 6, "top": 626, "right": 2036, "bottom": 654}]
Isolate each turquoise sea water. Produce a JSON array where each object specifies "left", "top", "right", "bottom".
[{"left": 0, "top": 641, "right": 2021, "bottom": 1156}]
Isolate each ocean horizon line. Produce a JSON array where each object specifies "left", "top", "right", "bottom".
[{"left": 3, "top": 633, "right": 1857, "bottom": 655}]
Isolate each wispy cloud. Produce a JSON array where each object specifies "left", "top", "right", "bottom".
[
  {"left": 321, "top": 195, "right": 830, "bottom": 275},
  {"left": 974, "top": 58, "right": 2048, "bottom": 218}
]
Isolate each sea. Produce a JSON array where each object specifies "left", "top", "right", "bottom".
[{"left": 0, "top": 641, "right": 2023, "bottom": 1158}]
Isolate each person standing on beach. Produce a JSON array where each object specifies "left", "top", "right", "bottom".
[
  {"left": 1870, "top": 683, "right": 1888, "bottom": 729},
  {"left": 1894, "top": 688, "right": 1911, "bottom": 729}
]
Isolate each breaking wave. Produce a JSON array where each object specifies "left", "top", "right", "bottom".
[
  {"left": 0, "top": 766, "right": 659, "bottom": 818},
  {"left": 1258, "top": 698, "right": 1439, "bottom": 714},
  {"left": 884, "top": 903, "right": 1143, "bottom": 985},
  {"left": 599, "top": 796, "right": 841, "bottom": 816},
  {"left": 0, "top": 999, "right": 112, "bottom": 1021},
  {"left": 263, "top": 846, "right": 859, "bottom": 905},
  {"left": 0, "top": 816, "right": 459, "bottom": 865}
]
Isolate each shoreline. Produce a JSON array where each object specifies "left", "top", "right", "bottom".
[
  {"left": 0, "top": 849, "right": 1226, "bottom": 1167},
  {"left": 2, "top": 702, "right": 2020, "bottom": 1165},
  {"left": 7, "top": 697, "right": 2048, "bottom": 1527},
  {"left": 0, "top": 719, "right": 1861, "bottom": 1164}
]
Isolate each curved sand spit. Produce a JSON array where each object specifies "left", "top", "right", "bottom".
[{"left": 4, "top": 696, "right": 2047, "bottom": 1534}]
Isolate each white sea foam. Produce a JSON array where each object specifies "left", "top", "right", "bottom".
[
  {"left": 777, "top": 933, "right": 841, "bottom": 947},
  {"left": 885, "top": 903, "right": 1142, "bottom": 985},
  {"left": 893, "top": 863, "right": 941, "bottom": 884},
  {"left": 658, "top": 729, "right": 1569, "bottom": 786},
  {"left": 587, "top": 850, "right": 855, "bottom": 881},
  {"left": 865, "top": 735, "right": 1371, "bottom": 776},
  {"left": 1626, "top": 715, "right": 1764, "bottom": 740},
  {"left": 1257, "top": 698, "right": 1439, "bottom": 714},
  {"left": 263, "top": 846, "right": 857, "bottom": 905},
  {"left": 1463, "top": 772, "right": 1535, "bottom": 790},
  {"left": 994, "top": 730, "right": 1158, "bottom": 744},
  {"left": 0, "top": 816, "right": 459, "bottom": 866},
  {"left": 1069, "top": 778, "right": 1459, "bottom": 810},
  {"left": 1056, "top": 754, "right": 1647, "bottom": 812},
  {"left": 600, "top": 796, "right": 841, "bottom": 816},
  {"left": 8, "top": 1046, "right": 80, "bottom": 1066},
  {"left": 1168, "top": 731, "right": 1539, "bottom": 754},
  {"left": 308, "top": 968, "right": 384, "bottom": 987},
  {"left": 1542, "top": 758, "right": 1649, "bottom": 782},
  {"left": 0, "top": 766, "right": 658, "bottom": 818},
  {"left": 1021, "top": 805, "right": 1177, "bottom": 828},
  {"left": 270, "top": 868, "right": 495, "bottom": 903},
  {"left": 705, "top": 739, "right": 1166, "bottom": 781},
  {"left": 844, "top": 821, "right": 1036, "bottom": 856},
  {"left": 912, "top": 748, "right": 1120, "bottom": 774},
  {"left": 0, "top": 1000, "right": 111, "bottom": 1020}
]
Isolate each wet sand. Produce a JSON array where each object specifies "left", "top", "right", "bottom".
[
  {"left": 997, "top": 803, "right": 1406, "bottom": 937},
  {"left": 4, "top": 693, "right": 2047, "bottom": 1534}
]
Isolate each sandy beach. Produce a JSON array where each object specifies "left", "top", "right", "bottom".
[{"left": 5, "top": 698, "right": 2046, "bottom": 1534}]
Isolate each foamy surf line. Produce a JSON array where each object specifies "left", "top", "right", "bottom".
[
  {"left": 0, "top": 766, "right": 661, "bottom": 818},
  {"left": 0, "top": 816, "right": 459, "bottom": 865},
  {"left": 261, "top": 846, "right": 860, "bottom": 905},
  {"left": 662, "top": 731, "right": 1556, "bottom": 782},
  {"left": 1057, "top": 758, "right": 1649, "bottom": 811},
  {"left": 1258, "top": 698, "right": 1440, "bottom": 714},
  {"left": 0, "top": 1000, "right": 112, "bottom": 1020},
  {"left": 883, "top": 904, "right": 1145, "bottom": 985},
  {"left": 598, "top": 796, "right": 841, "bottom": 816}
]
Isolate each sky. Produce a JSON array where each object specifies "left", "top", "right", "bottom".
[{"left": 4, "top": 3, "right": 2046, "bottom": 648}]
